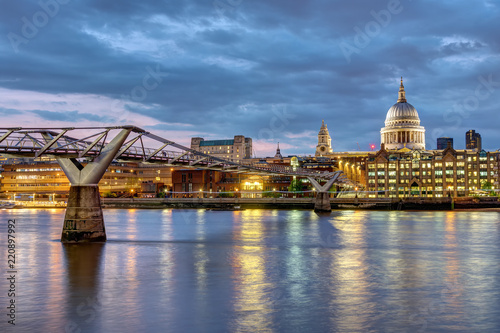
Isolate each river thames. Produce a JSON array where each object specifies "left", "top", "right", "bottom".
[{"left": 1, "top": 208, "right": 500, "bottom": 332}]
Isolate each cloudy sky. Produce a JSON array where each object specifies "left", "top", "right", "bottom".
[{"left": 1, "top": 0, "right": 499, "bottom": 156}]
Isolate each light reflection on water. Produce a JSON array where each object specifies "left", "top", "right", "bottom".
[{"left": 0, "top": 209, "right": 500, "bottom": 332}]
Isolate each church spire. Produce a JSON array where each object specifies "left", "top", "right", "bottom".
[
  {"left": 397, "top": 77, "right": 407, "bottom": 103},
  {"left": 274, "top": 142, "right": 283, "bottom": 159}
]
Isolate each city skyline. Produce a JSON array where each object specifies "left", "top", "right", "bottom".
[{"left": 1, "top": 1, "right": 499, "bottom": 157}]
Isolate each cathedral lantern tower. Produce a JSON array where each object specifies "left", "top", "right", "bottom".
[{"left": 315, "top": 120, "right": 333, "bottom": 156}]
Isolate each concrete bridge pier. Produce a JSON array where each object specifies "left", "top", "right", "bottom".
[
  {"left": 62, "top": 185, "right": 106, "bottom": 242},
  {"left": 307, "top": 175, "right": 340, "bottom": 213},
  {"left": 52, "top": 129, "right": 132, "bottom": 243}
]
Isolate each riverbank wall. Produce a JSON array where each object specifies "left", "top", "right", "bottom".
[{"left": 100, "top": 197, "right": 500, "bottom": 210}]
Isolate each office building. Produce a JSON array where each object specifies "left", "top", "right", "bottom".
[
  {"left": 437, "top": 137, "right": 453, "bottom": 150},
  {"left": 191, "top": 136, "right": 252, "bottom": 162},
  {"left": 466, "top": 130, "right": 482, "bottom": 150}
]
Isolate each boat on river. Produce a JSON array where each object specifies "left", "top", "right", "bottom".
[{"left": 0, "top": 201, "right": 17, "bottom": 209}]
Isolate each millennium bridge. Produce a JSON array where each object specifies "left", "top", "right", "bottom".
[{"left": 0, "top": 126, "right": 353, "bottom": 242}]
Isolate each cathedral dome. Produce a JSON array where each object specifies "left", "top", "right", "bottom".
[{"left": 384, "top": 102, "right": 420, "bottom": 126}]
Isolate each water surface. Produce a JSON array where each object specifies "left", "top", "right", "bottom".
[{"left": 1, "top": 208, "right": 499, "bottom": 332}]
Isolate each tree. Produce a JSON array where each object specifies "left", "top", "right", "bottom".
[
  {"left": 288, "top": 179, "right": 303, "bottom": 192},
  {"left": 262, "top": 191, "right": 281, "bottom": 198},
  {"left": 218, "top": 192, "right": 235, "bottom": 198},
  {"left": 481, "top": 181, "right": 493, "bottom": 190},
  {"left": 481, "top": 181, "right": 497, "bottom": 196},
  {"left": 102, "top": 191, "right": 117, "bottom": 198}
]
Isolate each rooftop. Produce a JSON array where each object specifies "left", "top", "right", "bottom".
[{"left": 199, "top": 140, "right": 234, "bottom": 146}]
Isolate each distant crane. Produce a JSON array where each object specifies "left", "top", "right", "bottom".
[{"left": 356, "top": 142, "right": 361, "bottom": 151}]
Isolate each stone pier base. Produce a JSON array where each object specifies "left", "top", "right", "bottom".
[
  {"left": 61, "top": 185, "right": 106, "bottom": 243},
  {"left": 314, "top": 192, "right": 332, "bottom": 212}
]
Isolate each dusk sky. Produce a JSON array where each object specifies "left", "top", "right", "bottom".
[{"left": 1, "top": 0, "right": 499, "bottom": 156}]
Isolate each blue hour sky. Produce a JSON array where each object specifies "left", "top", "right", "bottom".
[{"left": 1, "top": 0, "right": 499, "bottom": 156}]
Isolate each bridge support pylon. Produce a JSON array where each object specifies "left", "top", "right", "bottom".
[
  {"left": 307, "top": 175, "right": 340, "bottom": 213},
  {"left": 62, "top": 185, "right": 105, "bottom": 242},
  {"left": 54, "top": 129, "right": 132, "bottom": 243}
]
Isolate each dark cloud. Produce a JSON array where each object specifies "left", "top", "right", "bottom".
[
  {"left": 0, "top": 108, "right": 23, "bottom": 115},
  {"left": 198, "top": 29, "right": 241, "bottom": 45},
  {"left": 1, "top": 0, "right": 499, "bottom": 153}
]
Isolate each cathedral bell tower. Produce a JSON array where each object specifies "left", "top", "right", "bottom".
[{"left": 315, "top": 120, "right": 333, "bottom": 156}]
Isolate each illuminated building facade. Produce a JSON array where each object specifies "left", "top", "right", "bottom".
[
  {"left": 0, "top": 161, "right": 176, "bottom": 200},
  {"left": 365, "top": 145, "right": 500, "bottom": 198},
  {"left": 171, "top": 169, "right": 293, "bottom": 198}
]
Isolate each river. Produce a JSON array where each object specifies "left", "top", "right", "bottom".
[{"left": 1, "top": 208, "right": 500, "bottom": 332}]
